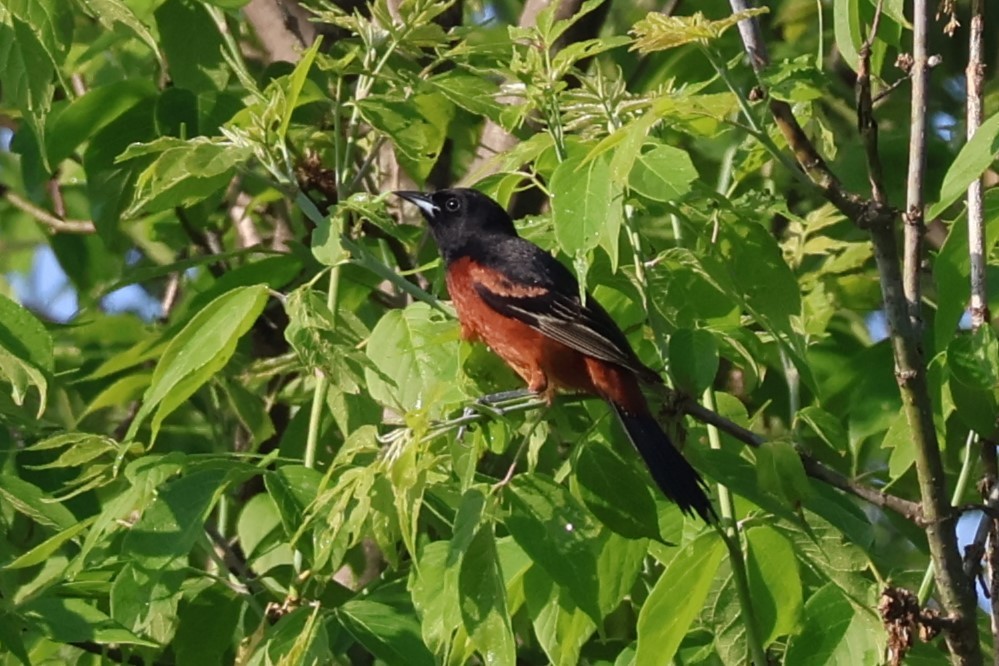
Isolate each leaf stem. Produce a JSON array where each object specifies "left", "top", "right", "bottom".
[{"left": 703, "top": 387, "right": 767, "bottom": 666}]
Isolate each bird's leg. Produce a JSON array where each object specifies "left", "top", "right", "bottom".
[{"left": 456, "top": 389, "right": 535, "bottom": 440}]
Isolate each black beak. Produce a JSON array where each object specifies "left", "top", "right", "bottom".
[{"left": 394, "top": 191, "right": 439, "bottom": 219}]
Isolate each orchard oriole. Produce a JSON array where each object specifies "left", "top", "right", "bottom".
[{"left": 396, "top": 188, "right": 714, "bottom": 521}]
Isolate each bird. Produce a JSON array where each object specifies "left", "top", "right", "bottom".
[{"left": 395, "top": 188, "right": 714, "bottom": 521}]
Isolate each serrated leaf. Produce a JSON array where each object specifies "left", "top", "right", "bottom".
[
  {"left": 784, "top": 583, "right": 883, "bottom": 664},
  {"left": 358, "top": 92, "right": 454, "bottom": 183},
  {"left": 78, "top": 0, "right": 163, "bottom": 64},
  {"left": 628, "top": 141, "right": 699, "bottom": 203},
  {"left": 0, "top": 475, "right": 76, "bottom": 530},
  {"left": 636, "top": 532, "right": 725, "bottom": 665},
  {"left": 127, "top": 285, "right": 269, "bottom": 442},
  {"left": 363, "top": 302, "right": 463, "bottom": 414},
  {"left": 122, "top": 468, "right": 230, "bottom": 570},
  {"left": 760, "top": 56, "right": 826, "bottom": 102},
  {"left": 122, "top": 137, "right": 253, "bottom": 214},
  {"left": 631, "top": 9, "right": 768, "bottom": 52},
  {"left": 0, "top": 294, "right": 53, "bottom": 372},
  {"left": 947, "top": 327, "right": 999, "bottom": 436},
  {"left": 551, "top": 150, "right": 623, "bottom": 258}
]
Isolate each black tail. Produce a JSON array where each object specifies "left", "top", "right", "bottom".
[{"left": 612, "top": 404, "right": 716, "bottom": 522}]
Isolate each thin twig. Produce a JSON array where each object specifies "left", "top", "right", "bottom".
[
  {"left": 727, "top": 0, "right": 870, "bottom": 224},
  {"left": 1, "top": 186, "right": 96, "bottom": 234},
  {"left": 966, "top": 0, "right": 989, "bottom": 330},
  {"left": 903, "top": 0, "right": 930, "bottom": 333},
  {"left": 679, "top": 398, "right": 924, "bottom": 523},
  {"left": 856, "top": 0, "right": 888, "bottom": 206}
]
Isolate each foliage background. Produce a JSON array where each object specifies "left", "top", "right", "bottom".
[{"left": 0, "top": 0, "right": 997, "bottom": 664}]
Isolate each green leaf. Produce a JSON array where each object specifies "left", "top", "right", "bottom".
[
  {"left": 412, "top": 541, "right": 461, "bottom": 654},
  {"left": 266, "top": 465, "right": 323, "bottom": 549},
  {"left": 0, "top": 611, "right": 31, "bottom": 666},
  {"left": 173, "top": 586, "right": 243, "bottom": 666},
  {"left": 6, "top": 0, "right": 73, "bottom": 69},
  {"left": 628, "top": 141, "right": 699, "bottom": 203},
  {"left": 0, "top": 294, "right": 53, "bottom": 372},
  {"left": 668, "top": 328, "right": 719, "bottom": 395},
  {"left": 122, "top": 468, "right": 230, "bottom": 570},
  {"left": 832, "top": 0, "right": 863, "bottom": 72},
  {"left": 760, "top": 56, "right": 826, "bottom": 102},
  {"left": 631, "top": 8, "right": 768, "bottom": 52},
  {"left": 24, "top": 432, "right": 117, "bottom": 470},
  {"left": 128, "top": 284, "right": 269, "bottom": 442},
  {"left": 4, "top": 518, "right": 92, "bottom": 570},
  {"left": 933, "top": 189, "right": 999, "bottom": 352},
  {"left": 574, "top": 442, "right": 661, "bottom": 540},
  {"left": 0, "top": 475, "right": 76, "bottom": 530},
  {"left": 426, "top": 70, "right": 502, "bottom": 119},
  {"left": 18, "top": 596, "right": 158, "bottom": 647},
  {"left": 154, "top": 0, "right": 229, "bottom": 92},
  {"left": 364, "top": 302, "right": 464, "bottom": 414},
  {"left": 0, "top": 12, "right": 55, "bottom": 164},
  {"left": 929, "top": 110, "right": 999, "bottom": 219},
  {"left": 711, "top": 221, "right": 814, "bottom": 390},
  {"left": 636, "top": 532, "right": 725, "bottom": 665},
  {"left": 357, "top": 92, "right": 455, "bottom": 183},
  {"left": 337, "top": 599, "right": 436, "bottom": 666},
  {"left": 122, "top": 137, "right": 253, "bottom": 215},
  {"left": 947, "top": 326, "right": 999, "bottom": 436},
  {"left": 551, "top": 150, "right": 623, "bottom": 259},
  {"left": 279, "top": 37, "right": 322, "bottom": 140},
  {"left": 795, "top": 406, "right": 848, "bottom": 454},
  {"left": 504, "top": 474, "right": 602, "bottom": 622},
  {"left": 78, "top": 0, "right": 163, "bottom": 64},
  {"left": 755, "top": 440, "right": 812, "bottom": 506},
  {"left": 46, "top": 80, "right": 157, "bottom": 166},
  {"left": 745, "top": 526, "right": 803, "bottom": 644},
  {"left": 523, "top": 565, "right": 596, "bottom": 666},
  {"left": 459, "top": 526, "right": 516, "bottom": 666},
  {"left": 784, "top": 583, "right": 883, "bottom": 664},
  {"left": 0, "top": 347, "right": 47, "bottom": 417},
  {"left": 881, "top": 409, "right": 915, "bottom": 478}
]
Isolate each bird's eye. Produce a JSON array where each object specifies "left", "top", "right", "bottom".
[{"left": 444, "top": 197, "right": 461, "bottom": 212}]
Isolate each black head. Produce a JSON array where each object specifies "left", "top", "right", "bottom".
[{"left": 395, "top": 188, "right": 518, "bottom": 261}]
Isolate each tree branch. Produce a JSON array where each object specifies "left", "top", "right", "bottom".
[
  {"left": 966, "top": 0, "right": 989, "bottom": 330},
  {"left": 728, "top": 0, "right": 870, "bottom": 224},
  {"left": 856, "top": 0, "right": 888, "bottom": 206},
  {"left": 678, "top": 398, "right": 924, "bottom": 523},
  {"left": 1, "top": 186, "right": 96, "bottom": 234},
  {"left": 903, "top": 0, "right": 930, "bottom": 333}
]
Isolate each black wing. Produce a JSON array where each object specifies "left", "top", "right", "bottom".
[{"left": 471, "top": 237, "right": 654, "bottom": 377}]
